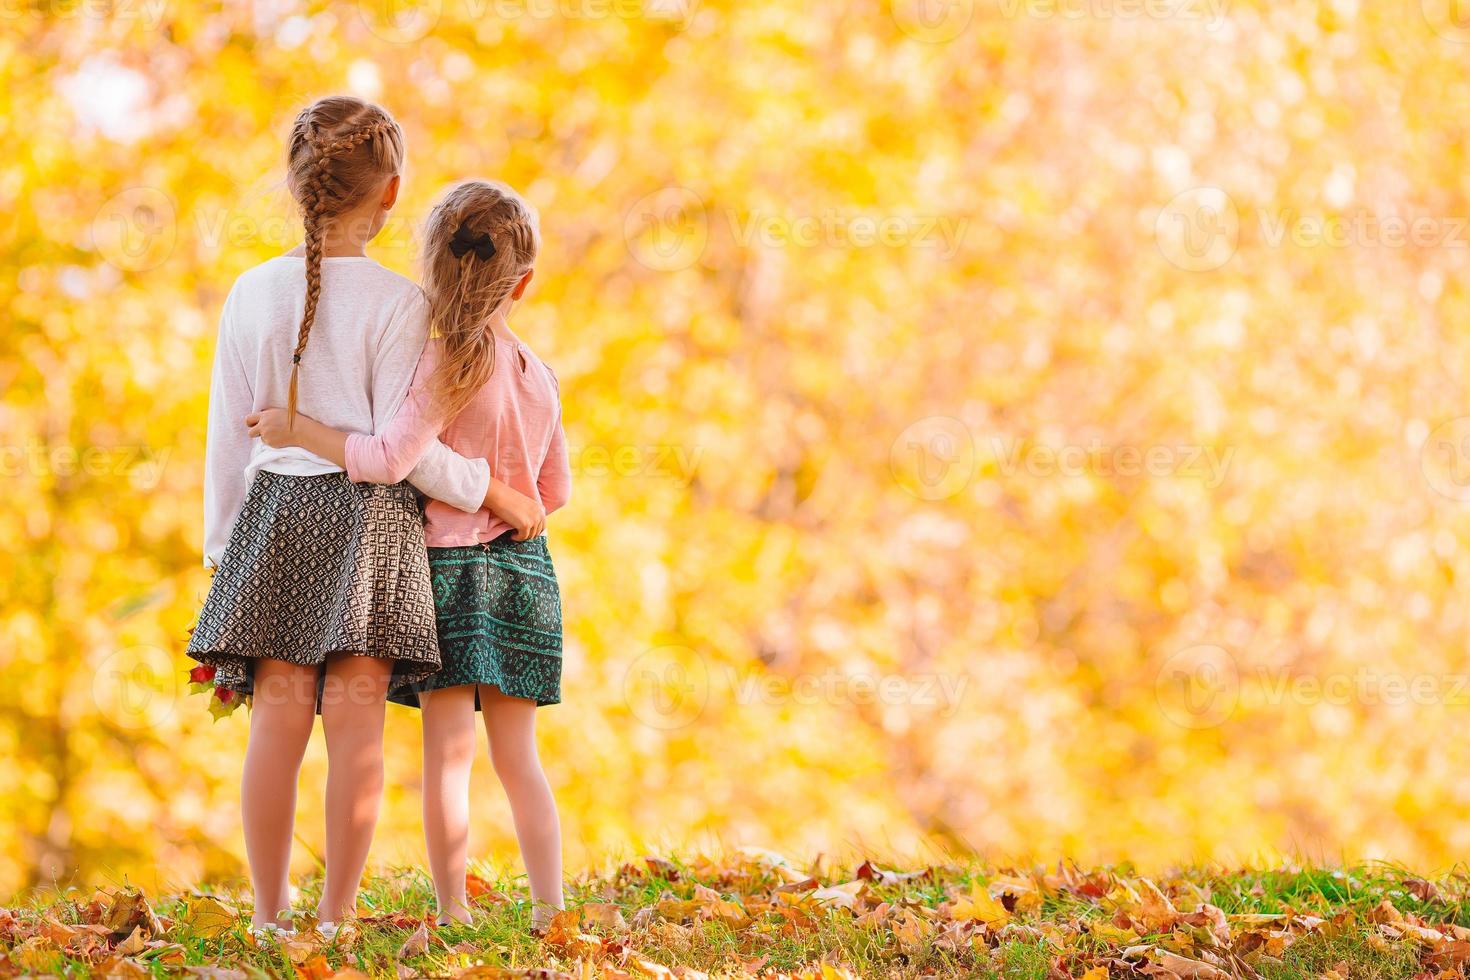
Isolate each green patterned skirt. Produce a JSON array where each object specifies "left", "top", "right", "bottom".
[{"left": 389, "top": 534, "right": 563, "bottom": 709}]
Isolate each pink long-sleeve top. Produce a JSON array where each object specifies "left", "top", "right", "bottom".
[{"left": 344, "top": 335, "right": 571, "bottom": 547}]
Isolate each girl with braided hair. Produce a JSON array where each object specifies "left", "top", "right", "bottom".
[
  {"left": 250, "top": 180, "right": 569, "bottom": 931},
  {"left": 187, "top": 100, "right": 522, "bottom": 935}
]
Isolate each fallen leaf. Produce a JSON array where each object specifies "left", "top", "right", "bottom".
[
  {"left": 891, "top": 907, "right": 933, "bottom": 950},
  {"left": 114, "top": 925, "right": 148, "bottom": 956},
  {"left": 398, "top": 921, "right": 431, "bottom": 958},
  {"left": 1406, "top": 879, "right": 1443, "bottom": 904},
  {"left": 104, "top": 889, "right": 161, "bottom": 939},
  {"left": 811, "top": 880, "right": 865, "bottom": 911},
  {"left": 541, "top": 907, "right": 583, "bottom": 945},
  {"left": 10, "top": 936, "right": 57, "bottom": 972},
  {"left": 181, "top": 895, "right": 239, "bottom": 939},
  {"left": 94, "top": 953, "right": 152, "bottom": 979},
  {"left": 581, "top": 903, "right": 629, "bottom": 932},
  {"left": 294, "top": 955, "right": 332, "bottom": 980},
  {"left": 645, "top": 856, "right": 680, "bottom": 880},
  {"left": 951, "top": 881, "right": 1009, "bottom": 926},
  {"left": 691, "top": 885, "right": 751, "bottom": 927}
]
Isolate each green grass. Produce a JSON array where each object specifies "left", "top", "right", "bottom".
[{"left": 6, "top": 859, "right": 1470, "bottom": 978}]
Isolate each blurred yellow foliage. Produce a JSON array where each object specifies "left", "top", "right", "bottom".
[{"left": 4, "top": 0, "right": 1470, "bottom": 897}]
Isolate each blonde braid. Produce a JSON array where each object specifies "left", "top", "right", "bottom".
[
  {"left": 287, "top": 142, "right": 330, "bottom": 424},
  {"left": 283, "top": 102, "right": 405, "bottom": 424}
]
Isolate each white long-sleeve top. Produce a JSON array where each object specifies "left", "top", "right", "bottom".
[{"left": 202, "top": 255, "right": 490, "bottom": 567}]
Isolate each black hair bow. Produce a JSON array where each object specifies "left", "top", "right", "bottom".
[{"left": 449, "top": 221, "right": 496, "bottom": 261}]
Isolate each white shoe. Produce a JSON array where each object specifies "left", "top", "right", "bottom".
[
  {"left": 249, "top": 923, "right": 297, "bottom": 940},
  {"left": 318, "top": 921, "right": 341, "bottom": 941}
]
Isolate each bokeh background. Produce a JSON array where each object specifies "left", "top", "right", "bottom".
[{"left": 7, "top": 0, "right": 1470, "bottom": 898}]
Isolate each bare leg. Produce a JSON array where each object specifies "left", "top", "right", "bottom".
[
  {"left": 480, "top": 685, "right": 563, "bottom": 930},
  {"left": 242, "top": 659, "right": 318, "bottom": 928},
  {"left": 317, "top": 653, "right": 393, "bottom": 922},
  {"left": 420, "top": 686, "right": 478, "bottom": 924}
]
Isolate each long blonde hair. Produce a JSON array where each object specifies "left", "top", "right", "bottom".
[
  {"left": 284, "top": 96, "right": 405, "bottom": 422},
  {"left": 419, "top": 180, "right": 540, "bottom": 422}
]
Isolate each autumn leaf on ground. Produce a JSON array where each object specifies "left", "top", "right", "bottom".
[
  {"left": 855, "top": 861, "right": 931, "bottom": 887},
  {"left": 580, "top": 903, "right": 629, "bottom": 932},
  {"left": 294, "top": 953, "right": 332, "bottom": 980},
  {"left": 645, "top": 856, "right": 680, "bottom": 880},
  {"left": 182, "top": 895, "right": 240, "bottom": 939},
  {"left": 1137, "top": 947, "right": 1230, "bottom": 980},
  {"left": 950, "top": 881, "right": 1009, "bottom": 926},
  {"left": 397, "top": 921, "right": 431, "bottom": 958},
  {"left": 810, "top": 880, "right": 865, "bottom": 911},
  {"left": 691, "top": 885, "right": 750, "bottom": 927},
  {"left": 94, "top": 952, "right": 152, "bottom": 979},
  {"left": 10, "top": 936, "right": 56, "bottom": 972},
  {"left": 465, "top": 873, "right": 510, "bottom": 906},
  {"left": 890, "top": 907, "right": 933, "bottom": 951},
  {"left": 542, "top": 908, "right": 582, "bottom": 946},
  {"left": 114, "top": 924, "right": 148, "bottom": 956},
  {"left": 987, "top": 874, "right": 1042, "bottom": 915},
  {"left": 104, "top": 888, "right": 161, "bottom": 938}
]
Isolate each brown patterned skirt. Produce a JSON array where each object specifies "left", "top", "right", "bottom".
[{"left": 187, "top": 470, "right": 441, "bottom": 698}]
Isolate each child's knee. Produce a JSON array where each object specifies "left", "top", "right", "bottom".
[
  {"left": 251, "top": 694, "right": 315, "bottom": 744},
  {"left": 322, "top": 711, "right": 385, "bottom": 743},
  {"left": 427, "top": 733, "right": 477, "bottom": 770},
  {"left": 489, "top": 745, "right": 541, "bottom": 785},
  {"left": 264, "top": 714, "right": 315, "bottom": 750}
]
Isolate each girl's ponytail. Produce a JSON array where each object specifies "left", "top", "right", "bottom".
[
  {"left": 284, "top": 100, "right": 404, "bottom": 424},
  {"left": 418, "top": 181, "right": 542, "bottom": 424}
]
